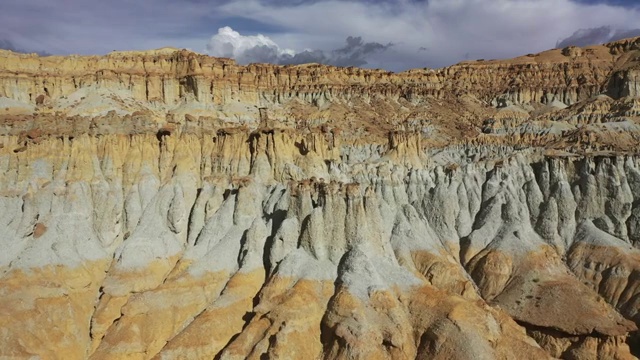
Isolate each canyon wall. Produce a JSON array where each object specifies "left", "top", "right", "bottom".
[
  {"left": 0, "top": 37, "right": 640, "bottom": 359},
  {"left": 1, "top": 36, "right": 637, "bottom": 111}
]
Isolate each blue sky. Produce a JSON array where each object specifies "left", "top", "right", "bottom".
[{"left": 1, "top": 0, "right": 639, "bottom": 71}]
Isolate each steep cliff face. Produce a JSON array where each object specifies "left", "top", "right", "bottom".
[
  {"left": 0, "top": 36, "right": 637, "bottom": 127},
  {"left": 1, "top": 37, "right": 640, "bottom": 360}
]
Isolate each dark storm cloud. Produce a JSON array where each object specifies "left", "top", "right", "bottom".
[
  {"left": 242, "top": 45, "right": 282, "bottom": 63},
  {"left": 556, "top": 26, "right": 640, "bottom": 48},
  {"left": 215, "top": 0, "right": 640, "bottom": 70},
  {"left": 329, "top": 36, "right": 393, "bottom": 67},
  {"left": 279, "top": 50, "right": 328, "bottom": 65},
  {"left": 615, "top": 29, "right": 640, "bottom": 39},
  {"left": 2, "top": 0, "right": 640, "bottom": 71},
  {"left": 0, "top": 38, "right": 50, "bottom": 56},
  {"left": 298, "top": 37, "right": 392, "bottom": 67},
  {"left": 207, "top": 27, "right": 393, "bottom": 67}
]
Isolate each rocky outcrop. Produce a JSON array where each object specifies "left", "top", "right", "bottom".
[
  {"left": 0, "top": 129, "right": 639, "bottom": 359},
  {"left": 1, "top": 37, "right": 640, "bottom": 360},
  {"left": 1, "top": 37, "right": 638, "bottom": 124}
]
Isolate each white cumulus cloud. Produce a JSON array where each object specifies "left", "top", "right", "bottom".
[
  {"left": 205, "top": 26, "right": 295, "bottom": 63},
  {"left": 205, "top": 26, "right": 393, "bottom": 67},
  {"left": 215, "top": 0, "right": 640, "bottom": 70}
]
